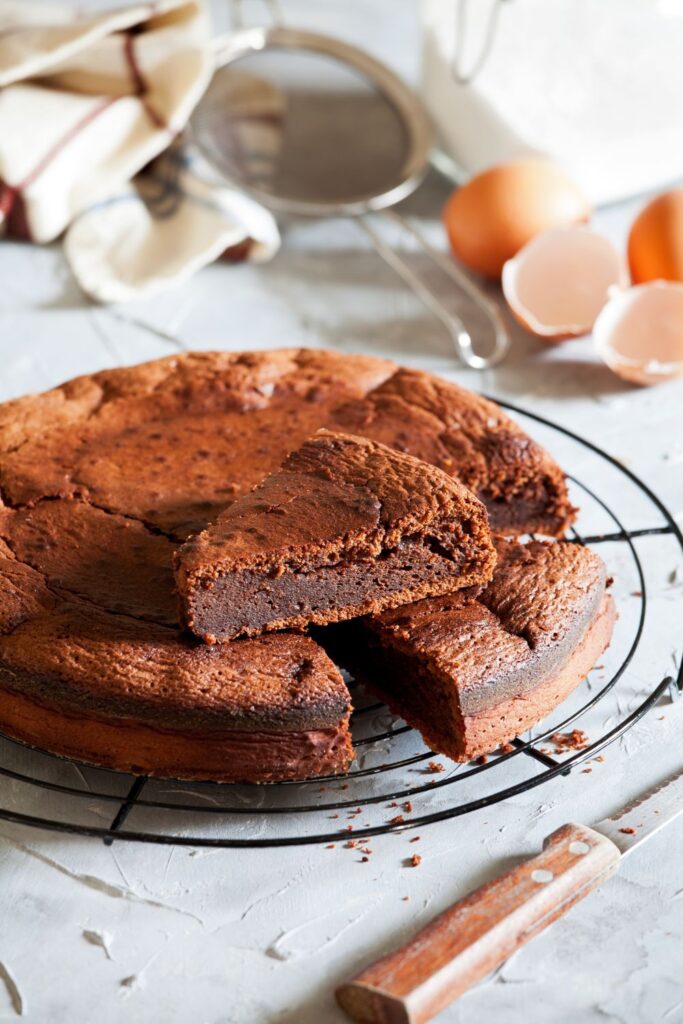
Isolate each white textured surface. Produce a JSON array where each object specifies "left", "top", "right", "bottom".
[{"left": 1, "top": 3, "right": 682, "bottom": 1023}]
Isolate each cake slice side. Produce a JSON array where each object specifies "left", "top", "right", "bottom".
[
  {"left": 319, "top": 539, "right": 615, "bottom": 762},
  {"left": 175, "top": 431, "right": 496, "bottom": 643}
]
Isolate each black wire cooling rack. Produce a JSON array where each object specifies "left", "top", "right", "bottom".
[{"left": 0, "top": 400, "right": 681, "bottom": 848}]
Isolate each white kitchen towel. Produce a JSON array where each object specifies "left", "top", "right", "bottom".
[
  {"left": 421, "top": 0, "right": 683, "bottom": 204},
  {"left": 0, "top": 0, "right": 280, "bottom": 302}
]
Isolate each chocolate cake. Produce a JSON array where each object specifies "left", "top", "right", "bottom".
[
  {"left": 0, "top": 500, "right": 353, "bottom": 782},
  {"left": 176, "top": 431, "right": 496, "bottom": 642},
  {"left": 328, "top": 369, "right": 575, "bottom": 536},
  {"left": 0, "top": 349, "right": 580, "bottom": 782},
  {"left": 320, "top": 539, "right": 615, "bottom": 761}
]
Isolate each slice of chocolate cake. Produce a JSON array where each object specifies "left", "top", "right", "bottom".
[
  {"left": 175, "top": 431, "right": 497, "bottom": 643},
  {"left": 321, "top": 539, "right": 615, "bottom": 762}
]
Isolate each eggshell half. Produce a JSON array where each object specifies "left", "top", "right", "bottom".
[
  {"left": 502, "top": 226, "right": 625, "bottom": 341},
  {"left": 593, "top": 281, "right": 683, "bottom": 386},
  {"left": 443, "top": 158, "right": 591, "bottom": 280}
]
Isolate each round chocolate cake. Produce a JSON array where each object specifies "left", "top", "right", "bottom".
[{"left": 0, "top": 349, "right": 593, "bottom": 782}]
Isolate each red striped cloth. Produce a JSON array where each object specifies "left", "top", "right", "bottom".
[{"left": 0, "top": 0, "right": 280, "bottom": 302}]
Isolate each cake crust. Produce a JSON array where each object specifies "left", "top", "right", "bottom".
[{"left": 176, "top": 431, "right": 496, "bottom": 642}]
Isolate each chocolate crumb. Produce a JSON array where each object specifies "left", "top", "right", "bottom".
[
  {"left": 402, "top": 896, "right": 410, "bottom": 902},
  {"left": 403, "top": 801, "right": 413, "bottom": 813},
  {"left": 360, "top": 856, "right": 369, "bottom": 863},
  {"left": 389, "top": 815, "right": 405, "bottom": 825},
  {"left": 409, "top": 836, "right": 421, "bottom": 843},
  {"left": 476, "top": 754, "right": 488, "bottom": 765},
  {"left": 619, "top": 826, "right": 636, "bottom": 835},
  {"left": 325, "top": 844, "right": 335, "bottom": 849},
  {"left": 550, "top": 729, "right": 589, "bottom": 753}
]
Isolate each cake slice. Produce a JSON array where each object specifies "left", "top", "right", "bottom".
[
  {"left": 175, "top": 431, "right": 497, "bottom": 643},
  {"left": 320, "top": 539, "right": 615, "bottom": 761}
]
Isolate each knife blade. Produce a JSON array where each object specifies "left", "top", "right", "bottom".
[
  {"left": 592, "top": 766, "right": 683, "bottom": 854},
  {"left": 337, "top": 765, "right": 683, "bottom": 1024}
]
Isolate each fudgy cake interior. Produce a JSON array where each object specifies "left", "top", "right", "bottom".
[
  {"left": 175, "top": 431, "right": 497, "bottom": 642},
  {"left": 319, "top": 539, "right": 615, "bottom": 761}
]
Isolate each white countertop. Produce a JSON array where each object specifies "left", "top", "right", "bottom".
[{"left": 1, "top": 3, "right": 682, "bottom": 1022}]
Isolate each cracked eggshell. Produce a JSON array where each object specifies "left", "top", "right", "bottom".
[
  {"left": 502, "top": 226, "right": 626, "bottom": 342},
  {"left": 443, "top": 158, "right": 591, "bottom": 280},
  {"left": 593, "top": 281, "right": 683, "bottom": 386}
]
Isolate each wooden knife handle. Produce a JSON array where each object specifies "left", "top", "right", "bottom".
[{"left": 336, "top": 823, "right": 620, "bottom": 1024}]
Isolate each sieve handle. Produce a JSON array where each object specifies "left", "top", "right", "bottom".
[{"left": 359, "top": 213, "right": 509, "bottom": 370}]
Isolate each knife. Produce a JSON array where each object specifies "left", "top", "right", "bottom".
[{"left": 336, "top": 766, "right": 683, "bottom": 1024}]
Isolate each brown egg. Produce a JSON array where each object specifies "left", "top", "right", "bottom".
[
  {"left": 627, "top": 189, "right": 683, "bottom": 284},
  {"left": 443, "top": 158, "right": 591, "bottom": 279}
]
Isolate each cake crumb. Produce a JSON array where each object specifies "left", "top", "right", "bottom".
[
  {"left": 499, "top": 742, "right": 515, "bottom": 754},
  {"left": 581, "top": 767, "right": 592, "bottom": 773},
  {"left": 389, "top": 815, "right": 405, "bottom": 825},
  {"left": 345, "top": 825, "right": 354, "bottom": 832},
  {"left": 476, "top": 754, "right": 488, "bottom": 765},
  {"left": 345, "top": 840, "right": 357, "bottom": 848},
  {"left": 426, "top": 761, "right": 445, "bottom": 774},
  {"left": 408, "top": 854, "right": 421, "bottom": 867},
  {"left": 403, "top": 800, "right": 413, "bottom": 813},
  {"left": 619, "top": 827, "right": 636, "bottom": 835},
  {"left": 402, "top": 896, "right": 410, "bottom": 901},
  {"left": 325, "top": 844, "right": 335, "bottom": 849},
  {"left": 594, "top": 755, "right": 605, "bottom": 762},
  {"left": 550, "top": 729, "right": 589, "bottom": 753}
]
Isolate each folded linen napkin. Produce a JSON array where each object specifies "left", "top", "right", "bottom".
[{"left": 0, "top": 0, "right": 280, "bottom": 302}]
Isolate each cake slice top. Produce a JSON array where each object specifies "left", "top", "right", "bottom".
[{"left": 175, "top": 431, "right": 496, "bottom": 641}]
